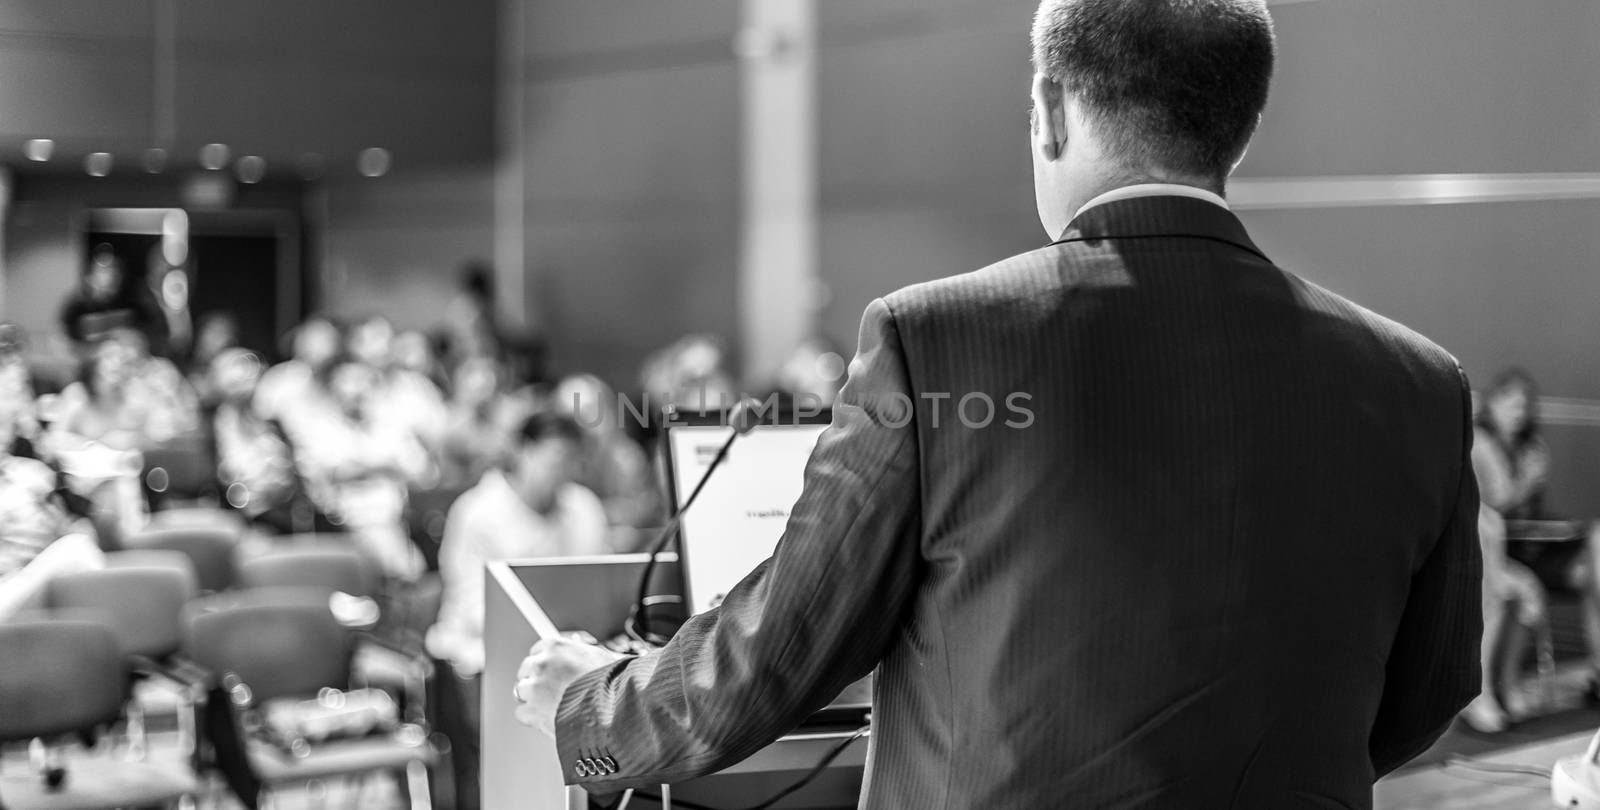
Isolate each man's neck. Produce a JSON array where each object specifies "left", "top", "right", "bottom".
[{"left": 1061, "top": 166, "right": 1224, "bottom": 224}]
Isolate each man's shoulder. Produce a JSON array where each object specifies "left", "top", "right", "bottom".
[
  {"left": 881, "top": 242, "right": 1081, "bottom": 322},
  {"left": 1285, "top": 271, "right": 1464, "bottom": 382}
]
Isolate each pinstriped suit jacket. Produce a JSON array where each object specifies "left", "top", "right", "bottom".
[{"left": 555, "top": 196, "right": 1482, "bottom": 808}]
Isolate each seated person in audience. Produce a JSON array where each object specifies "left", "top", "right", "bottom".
[
  {"left": 428, "top": 411, "right": 610, "bottom": 674},
  {"left": 552, "top": 373, "right": 661, "bottom": 533},
  {"left": 0, "top": 413, "right": 103, "bottom": 620},
  {"left": 438, "top": 355, "right": 526, "bottom": 489},
  {"left": 0, "top": 326, "right": 43, "bottom": 458},
  {"left": 186, "top": 311, "right": 240, "bottom": 407},
  {"left": 54, "top": 329, "right": 198, "bottom": 447},
  {"left": 43, "top": 336, "right": 153, "bottom": 540},
  {"left": 641, "top": 334, "right": 738, "bottom": 414},
  {"left": 349, "top": 314, "right": 448, "bottom": 456},
  {"left": 394, "top": 328, "right": 449, "bottom": 392},
  {"left": 288, "top": 360, "right": 428, "bottom": 579},
  {"left": 426, "top": 411, "right": 608, "bottom": 810},
  {"left": 211, "top": 348, "right": 307, "bottom": 533},
  {"left": 774, "top": 337, "right": 846, "bottom": 409},
  {"left": 255, "top": 315, "right": 341, "bottom": 426},
  {"left": 1463, "top": 368, "right": 1600, "bottom": 731}
]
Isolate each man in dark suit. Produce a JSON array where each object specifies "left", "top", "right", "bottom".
[{"left": 515, "top": 0, "right": 1482, "bottom": 806}]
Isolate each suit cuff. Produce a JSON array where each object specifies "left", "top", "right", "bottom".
[{"left": 555, "top": 660, "right": 624, "bottom": 786}]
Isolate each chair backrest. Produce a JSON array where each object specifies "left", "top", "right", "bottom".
[
  {"left": 141, "top": 439, "right": 217, "bottom": 501},
  {"left": 49, "top": 564, "right": 199, "bottom": 661},
  {"left": 407, "top": 486, "right": 466, "bottom": 572},
  {"left": 0, "top": 619, "right": 126, "bottom": 742},
  {"left": 184, "top": 589, "right": 354, "bottom": 704},
  {"left": 236, "top": 544, "right": 376, "bottom": 597},
  {"left": 147, "top": 507, "right": 246, "bottom": 533},
  {"left": 123, "top": 525, "right": 239, "bottom": 593}
]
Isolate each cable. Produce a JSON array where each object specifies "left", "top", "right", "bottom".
[
  {"left": 1443, "top": 755, "right": 1551, "bottom": 779},
  {"left": 629, "top": 400, "right": 760, "bottom": 645},
  {"left": 630, "top": 726, "right": 870, "bottom": 810}
]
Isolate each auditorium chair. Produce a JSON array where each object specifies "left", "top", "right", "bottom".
[
  {"left": 0, "top": 618, "right": 201, "bottom": 810},
  {"left": 122, "top": 523, "right": 242, "bottom": 594},
  {"left": 183, "top": 589, "right": 435, "bottom": 809},
  {"left": 234, "top": 542, "right": 438, "bottom": 728},
  {"left": 406, "top": 486, "right": 467, "bottom": 573},
  {"left": 141, "top": 436, "right": 220, "bottom": 512},
  {"left": 237, "top": 543, "right": 378, "bottom": 598},
  {"left": 47, "top": 560, "right": 208, "bottom": 760}
]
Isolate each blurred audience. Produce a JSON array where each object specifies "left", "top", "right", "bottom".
[
  {"left": 1465, "top": 368, "right": 1600, "bottom": 732},
  {"left": 210, "top": 348, "right": 306, "bottom": 534},
  {"left": 187, "top": 311, "right": 240, "bottom": 404},
  {"left": 552, "top": 373, "right": 661, "bottom": 533},
  {"left": 255, "top": 315, "right": 341, "bottom": 426},
  {"left": 58, "top": 245, "right": 167, "bottom": 352},
  {"left": 429, "top": 411, "right": 609, "bottom": 672},
  {"left": 438, "top": 355, "right": 526, "bottom": 488},
  {"left": 288, "top": 360, "right": 428, "bottom": 580},
  {"left": 427, "top": 411, "right": 608, "bottom": 810}
]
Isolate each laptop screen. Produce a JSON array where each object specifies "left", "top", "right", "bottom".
[{"left": 665, "top": 418, "right": 829, "bottom": 616}]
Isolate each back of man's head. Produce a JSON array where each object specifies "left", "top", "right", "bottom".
[{"left": 1032, "top": 0, "right": 1275, "bottom": 180}]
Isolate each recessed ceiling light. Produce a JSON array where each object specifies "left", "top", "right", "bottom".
[
  {"left": 24, "top": 139, "right": 54, "bottom": 162},
  {"left": 85, "top": 152, "right": 113, "bottom": 177},
  {"left": 236, "top": 155, "right": 266, "bottom": 184},
  {"left": 199, "top": 143, "right": 230, "bottom": 170},
  {"left": 357, "top": 147, "right": 391, "bottom": 178}
]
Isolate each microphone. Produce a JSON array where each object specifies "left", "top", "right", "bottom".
[{"left": 628, "top": 397, "right": 763, "bottom": 645}]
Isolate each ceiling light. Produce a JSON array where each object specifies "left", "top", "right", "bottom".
[
  {"left": 24, "top": 139, "right": 54, "bottom": 162},
  {"left": 199, "top": 143, "right": 230, "bottom": 170},
  {"left": 85, "top": 152, "right": 113, "bottom": 177},
  {"left": 236, "top": 155, "right": 266, "bottom": 184},
  {"left": 357, "top": 147, "right": 391, "bottom": 178}
]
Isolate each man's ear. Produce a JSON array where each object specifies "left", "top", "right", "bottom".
[{"left": 1031, "top": 73, "right": 1066, "bottom": 162}]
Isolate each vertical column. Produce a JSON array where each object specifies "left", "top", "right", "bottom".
[
  {"left": 737, "top": 0, "right": 818, "bottom": 385},
  {"left": 495, "top": 0, "right": 529, "bottom": 331}
]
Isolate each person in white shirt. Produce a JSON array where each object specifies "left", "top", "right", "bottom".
[
  {"left": 428, "top": 410, "right": 609, "bottom": 674},
  {"left": 426, "top": 410, "right": 608, "bottom": 810}
]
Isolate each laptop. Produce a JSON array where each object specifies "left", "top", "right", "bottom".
[{"left": 662, "top": 406, "right": 873, "bottom": 726}]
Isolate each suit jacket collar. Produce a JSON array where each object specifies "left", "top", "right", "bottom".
[{"left": 1052, "top": 195, "right": 1269, "bottom": 262}]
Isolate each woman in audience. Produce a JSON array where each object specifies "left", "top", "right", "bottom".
[
  {"left": 0, "top": 410, "right": 103, "bottom": 620},
  {"left": 438, "top": 355, "right": 525, "bottom": 488},
  {"left": 44, "top": 336, "right": 153, "bottom": 539},
  {"left": 552, "top": 373, "right": 661, "bottom": 533},
  {"left": 288, "top": 360, "right": 427, "bottom": 579},
  {"left": 255, "top": 315, "right": 342, "bottom": 426},
  {"left": 1464, "top": 368, "right": 1600, "bottom": 731},
  {"left": 187, "top": 311, "right": 240, "bottom": 406},
  {"left": 211, "top": 348, "right": 308, "bottom": 533},
  {"left": 426, "top": 411, "right": 609, "bottom": 810},
  {"left": 346, "top": 315, "right": 448, "bottom": 456}
]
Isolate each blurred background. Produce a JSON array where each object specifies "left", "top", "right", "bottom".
[{"left": 0, "top": 1, "right": 1596, "bottom": 809}]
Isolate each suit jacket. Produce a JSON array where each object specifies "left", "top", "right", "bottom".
[{"left": 556, "top": 196, "right": 1482, "bottom": 808}]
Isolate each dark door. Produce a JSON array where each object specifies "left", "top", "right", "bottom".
[{"left": 188, "top": 234, "right": 281, "bottom": 361}]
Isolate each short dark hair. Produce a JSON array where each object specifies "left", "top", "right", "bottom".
[
  {"left": 516, "top": 411, "right": 584, "bottom": 447},
  {"left": 1031, "top": 0, "right": 1275, "bottom": 179}
]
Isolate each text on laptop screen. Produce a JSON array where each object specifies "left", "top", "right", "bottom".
[{"left": 667, "top": 422, "right": 829, "bottom": 616}]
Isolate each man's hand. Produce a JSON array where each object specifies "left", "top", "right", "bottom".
[{"left": 513, "top": 638, "right": 624, "bottom": 737}]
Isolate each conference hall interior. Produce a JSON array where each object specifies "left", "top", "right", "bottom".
[{"left": 0, "top": 1, "right": 1595, "bottom": 809}]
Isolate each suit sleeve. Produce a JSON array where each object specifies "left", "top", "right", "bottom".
[
  {"left": 553, "top": 298, "right": 923, "bottom": 789},
  {"left": 1368, "top": 366, "right": 1484, "bottom": 777}
]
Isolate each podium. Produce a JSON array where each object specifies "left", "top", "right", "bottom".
[{"left": 482, "top": 554, "right": 867, "bottom": 810}]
